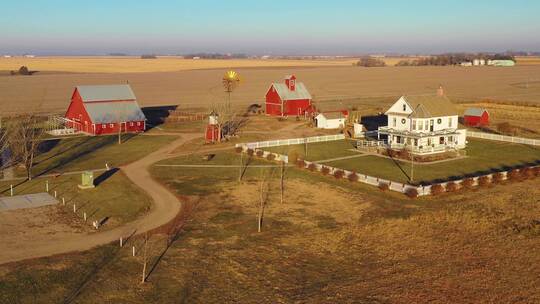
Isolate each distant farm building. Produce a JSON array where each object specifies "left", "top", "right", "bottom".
[
  {"left": 265, "top": 75, "right": 314, "bottom": 117},
  {"left": 490, "top": 60, "right": 515, "bottom": 67},
  {"left": 463, "top": 108, "right": 490, "bottom": 127},
  {"left": 65, "top": 85, "right": 146, "bottom": 135},
  {"left": 315, "top": 111, "right": 348, "bottom": 129}
]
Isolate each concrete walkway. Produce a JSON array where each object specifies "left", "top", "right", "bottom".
[{"left": 0, "top": 133, "right": 198, "bottom": 265}]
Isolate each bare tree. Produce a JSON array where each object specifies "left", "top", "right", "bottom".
[
  {"left": 141, "top": 232, "right": 148, "bottom": 284},
  {"left": 257, "top": 167, "right": 274, "bottom": 232},
  {"left": 6, "top": 113, "right": 45, "bottom": 180},
  {"left": 112, "top": 102, "right": 130, "bottom": 144}
]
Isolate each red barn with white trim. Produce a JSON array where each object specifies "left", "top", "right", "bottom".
[
  {"left": 463, "top": 108, "right": 489, "bottom": 127},
  {"left": 265, "top": 75, "right": 313, "bottom": 117},
  {"left": 65, "top": 85, "right": 146, "bottom": 135}
]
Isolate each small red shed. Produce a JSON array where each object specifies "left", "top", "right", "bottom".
[
  {"left": 65, "top": 85, "right": 146, "bottom": 135},
  {"left": 463, "top": 108, "right": 489, "bottom": 127},
  {"left": 265, "top": 75, "right": 313, "bottom": 117},
  {"left": 205, "top": 111, "right": 220, "bottom": 143}
]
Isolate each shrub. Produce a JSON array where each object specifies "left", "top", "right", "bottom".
[
  {"left": 246, "top": 149, "right": 254, "bottom": 157},
  {"left": 378, "top": 182, "right": 389, "bottom": 191},
  {"left": 492, "top": 172, "right": 505, "bottom": 184},
  {"left": 508, "top": 169, "right": 523, "bottom": 181},
  {"left": 266, "top": 153, "right": 275, "bottom": 161},
  {"left": 446, "top": 181, "right": 459, "bottom": 192},
  {"left": 347, "top": 172, "right": 359, "bottom": 182},
  {"left": 234, "top": 146, "right": 243, "bottom": 153},
  {"left": 522, "top": 167, "right": 536, "bottom": 179},
  {"left": 308, "top": 163, "right": 316, "bottom": 172},
  {"left": 256, "top": 150, "right": 264, "bottom": 157},
  {"left": 430, "top": 184, "right": 445, "bottom": 195},
  {"left": 534, "top": 167, "right": 540, "bottom": 176},
  {"left": 296, "top": 159, "right": 306, "bottom": 169},
  {"left": 405, "top": 187, "right": 419, "bottom": 198},
  {"left": 333, "top": 170, "right": 344, "bottom": 179},
  {"left": 478, "top": 175, "right": 491, "bottom": 187},
  {"left": 321, "top": 166, "right": 330, "bottom": 175},
  {"left": 462, "top": 178, "right": 475, "bottom": 189}
]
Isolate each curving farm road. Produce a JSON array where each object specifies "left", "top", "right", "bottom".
[{"left": 0, "top": 133, "right": 199, "bottom": 265}]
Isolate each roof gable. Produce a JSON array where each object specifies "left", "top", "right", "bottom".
[
  {"left": 272, "top": 82, "right": 312, "bottom": 101},
  {"left": 77, "top": 85, "right": 136, "bottom": 102},
  {"left": 401, "top": 95, "right": 458, "bottom": 118}
]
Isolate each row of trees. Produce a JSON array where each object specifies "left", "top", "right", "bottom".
[
  {"left": 355, "top": 56, "right": 386, "bottom": 67},
  {"left": 396, "top": 53, "right": 515, "bottom": 66}
]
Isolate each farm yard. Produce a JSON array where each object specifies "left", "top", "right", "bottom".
[
  {"left": 265, "top": 138, "right": 540, "bottom": 184},
  {"left": 2, "top": 146, "right": 539, "bottom": 303}
]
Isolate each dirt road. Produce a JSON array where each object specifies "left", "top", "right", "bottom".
[{"left": 0, "top": 133, "right": 198, "bottom": 265}]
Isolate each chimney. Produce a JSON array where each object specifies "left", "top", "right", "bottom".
[{"left": 437, "top": 85, "right": 444, "bottom": 97}]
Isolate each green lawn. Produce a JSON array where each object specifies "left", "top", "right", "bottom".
[
  {"left": 0, "top": 172, "right": 151, "bottom": 225},
  {"left": 25, "top": 134, "right": 177, "bottom": 177},
  {"left": 265, "top": 139, "right": 359, "bottom": 161},
  {"left": 321, "top": 139, "right": 540, "bottom": 184}
]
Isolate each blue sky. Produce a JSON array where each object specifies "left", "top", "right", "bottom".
[{"left": 1, "top": 0, "right": 539, "bottom": 55}]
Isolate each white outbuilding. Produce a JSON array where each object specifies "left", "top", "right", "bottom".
[{"left": 315, "top": 112, "right": 347, "bottom": 129}]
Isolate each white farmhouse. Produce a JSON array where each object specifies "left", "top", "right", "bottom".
[
  {"left": 315, "top": 112, "right": 347, "bottom": 129},
  {"left": 378, "top": 88, "right": 467, "bottom": 155}
]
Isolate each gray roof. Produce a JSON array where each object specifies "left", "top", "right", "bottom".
[
  {"left": 317, "top": 112, "right": 344, "bottom": 119},
  {"left": 272, "top": 82, "right": 312, "bottom": 101},
  {"left": 464, "top": 108, "right": 488, "bottom": 117},
  {"left": 77, "top": 85, "right": 136, "bottom": 102},
  {"left": 403, "top": 95, "right": 458, "bottom": 118},
  {"left": 85, "top": 101, "right": 146, "bottom": 124}
]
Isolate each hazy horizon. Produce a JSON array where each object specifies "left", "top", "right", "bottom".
[{"left": 1, "top": 0, "right": 539, "bottom": 56}]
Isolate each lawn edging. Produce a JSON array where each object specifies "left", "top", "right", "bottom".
[{"left": 237, "top": 135, "right": 540, "bottom": 198}]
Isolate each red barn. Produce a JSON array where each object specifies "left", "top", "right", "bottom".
[
  {"left": 65, "top": 85, "right": 146, "bottom": 135},
  {"left": 463, "top": 108, "right": 489, "bottom": 127},
  {"left": 265, "top": 75, "right": 313, "bottom": 117}
]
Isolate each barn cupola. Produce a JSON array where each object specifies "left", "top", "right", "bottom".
[{"left": 285, "top": 75, "right": 297, "bottom": 91}]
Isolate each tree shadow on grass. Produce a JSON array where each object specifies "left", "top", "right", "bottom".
[{"left": 93, "top": 168, "right": 119, "bottom": 187}]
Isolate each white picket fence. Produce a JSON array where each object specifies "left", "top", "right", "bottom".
[
  {"left": 236, "top": 132, "right": 539, "bottom": 197},
  {"left": 468, "top": 131, "right": 540, "bottom": 146},
  {"left": 239, "top": 134, "right": 345, "bottom": 150}
]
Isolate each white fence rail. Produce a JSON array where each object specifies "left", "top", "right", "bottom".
[
  {"left": 236, "top": 132, "right": 540, "bottom": 197},
  {"left": 468, "top": 131, "right": 540, "bottom": 146},
  {"left": 237, "top": 134, "right": 345, "bottom": 150}
]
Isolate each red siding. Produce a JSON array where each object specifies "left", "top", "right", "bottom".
[
  {"left": 264, "top": 84, "right": 312, "bottom": 117},
  {"left": 464, "top": 111, "right": 489, "bottom": 127},
  {"left": 205, "top": 124, "right": 220, "bottom": 142},
  {"left": 265, "top": 85, "right": 284, "bottom": 116},
  {"left": 64, "top": 88, "right": 145, "bottom": 136}
]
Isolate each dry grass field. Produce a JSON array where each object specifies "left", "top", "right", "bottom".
[
  {"left": 1, "top": 62, "right": 540, "bottom": 114},
  {"left": 1, "top": 151, "right": 538, "bottom": 303},
  {"left": 515, "top": 56, "right": 540, "bottom": 65},
  {"left": 0, "top": 56, "right": 357, "bottom": 74}
]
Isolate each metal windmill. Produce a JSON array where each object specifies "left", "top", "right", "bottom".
[{"left": 222, "top": 70, "right": 241, "bottom": 110}]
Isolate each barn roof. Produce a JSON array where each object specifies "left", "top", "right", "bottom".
[
  {"left": 272, "top": 82, "right": 312, "bottom": 101},
  {"left": 85, "top": 101, "right": 146, "bottom": 124},
  {"left": 464, "top": 108, "right": 488, "bottom": 117},
  {"left": 77, "top": 85, "right": 136, "bottom": 102},
  {"left": 403, "top": 95, "right": 458, "bottom": 118},
  {"left": 317, "top": 112, "right": 345, "bottom": 119}
]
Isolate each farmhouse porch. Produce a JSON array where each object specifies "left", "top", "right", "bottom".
[{"left": 378, "top": 127, "right": 466, "bottom": 155}]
